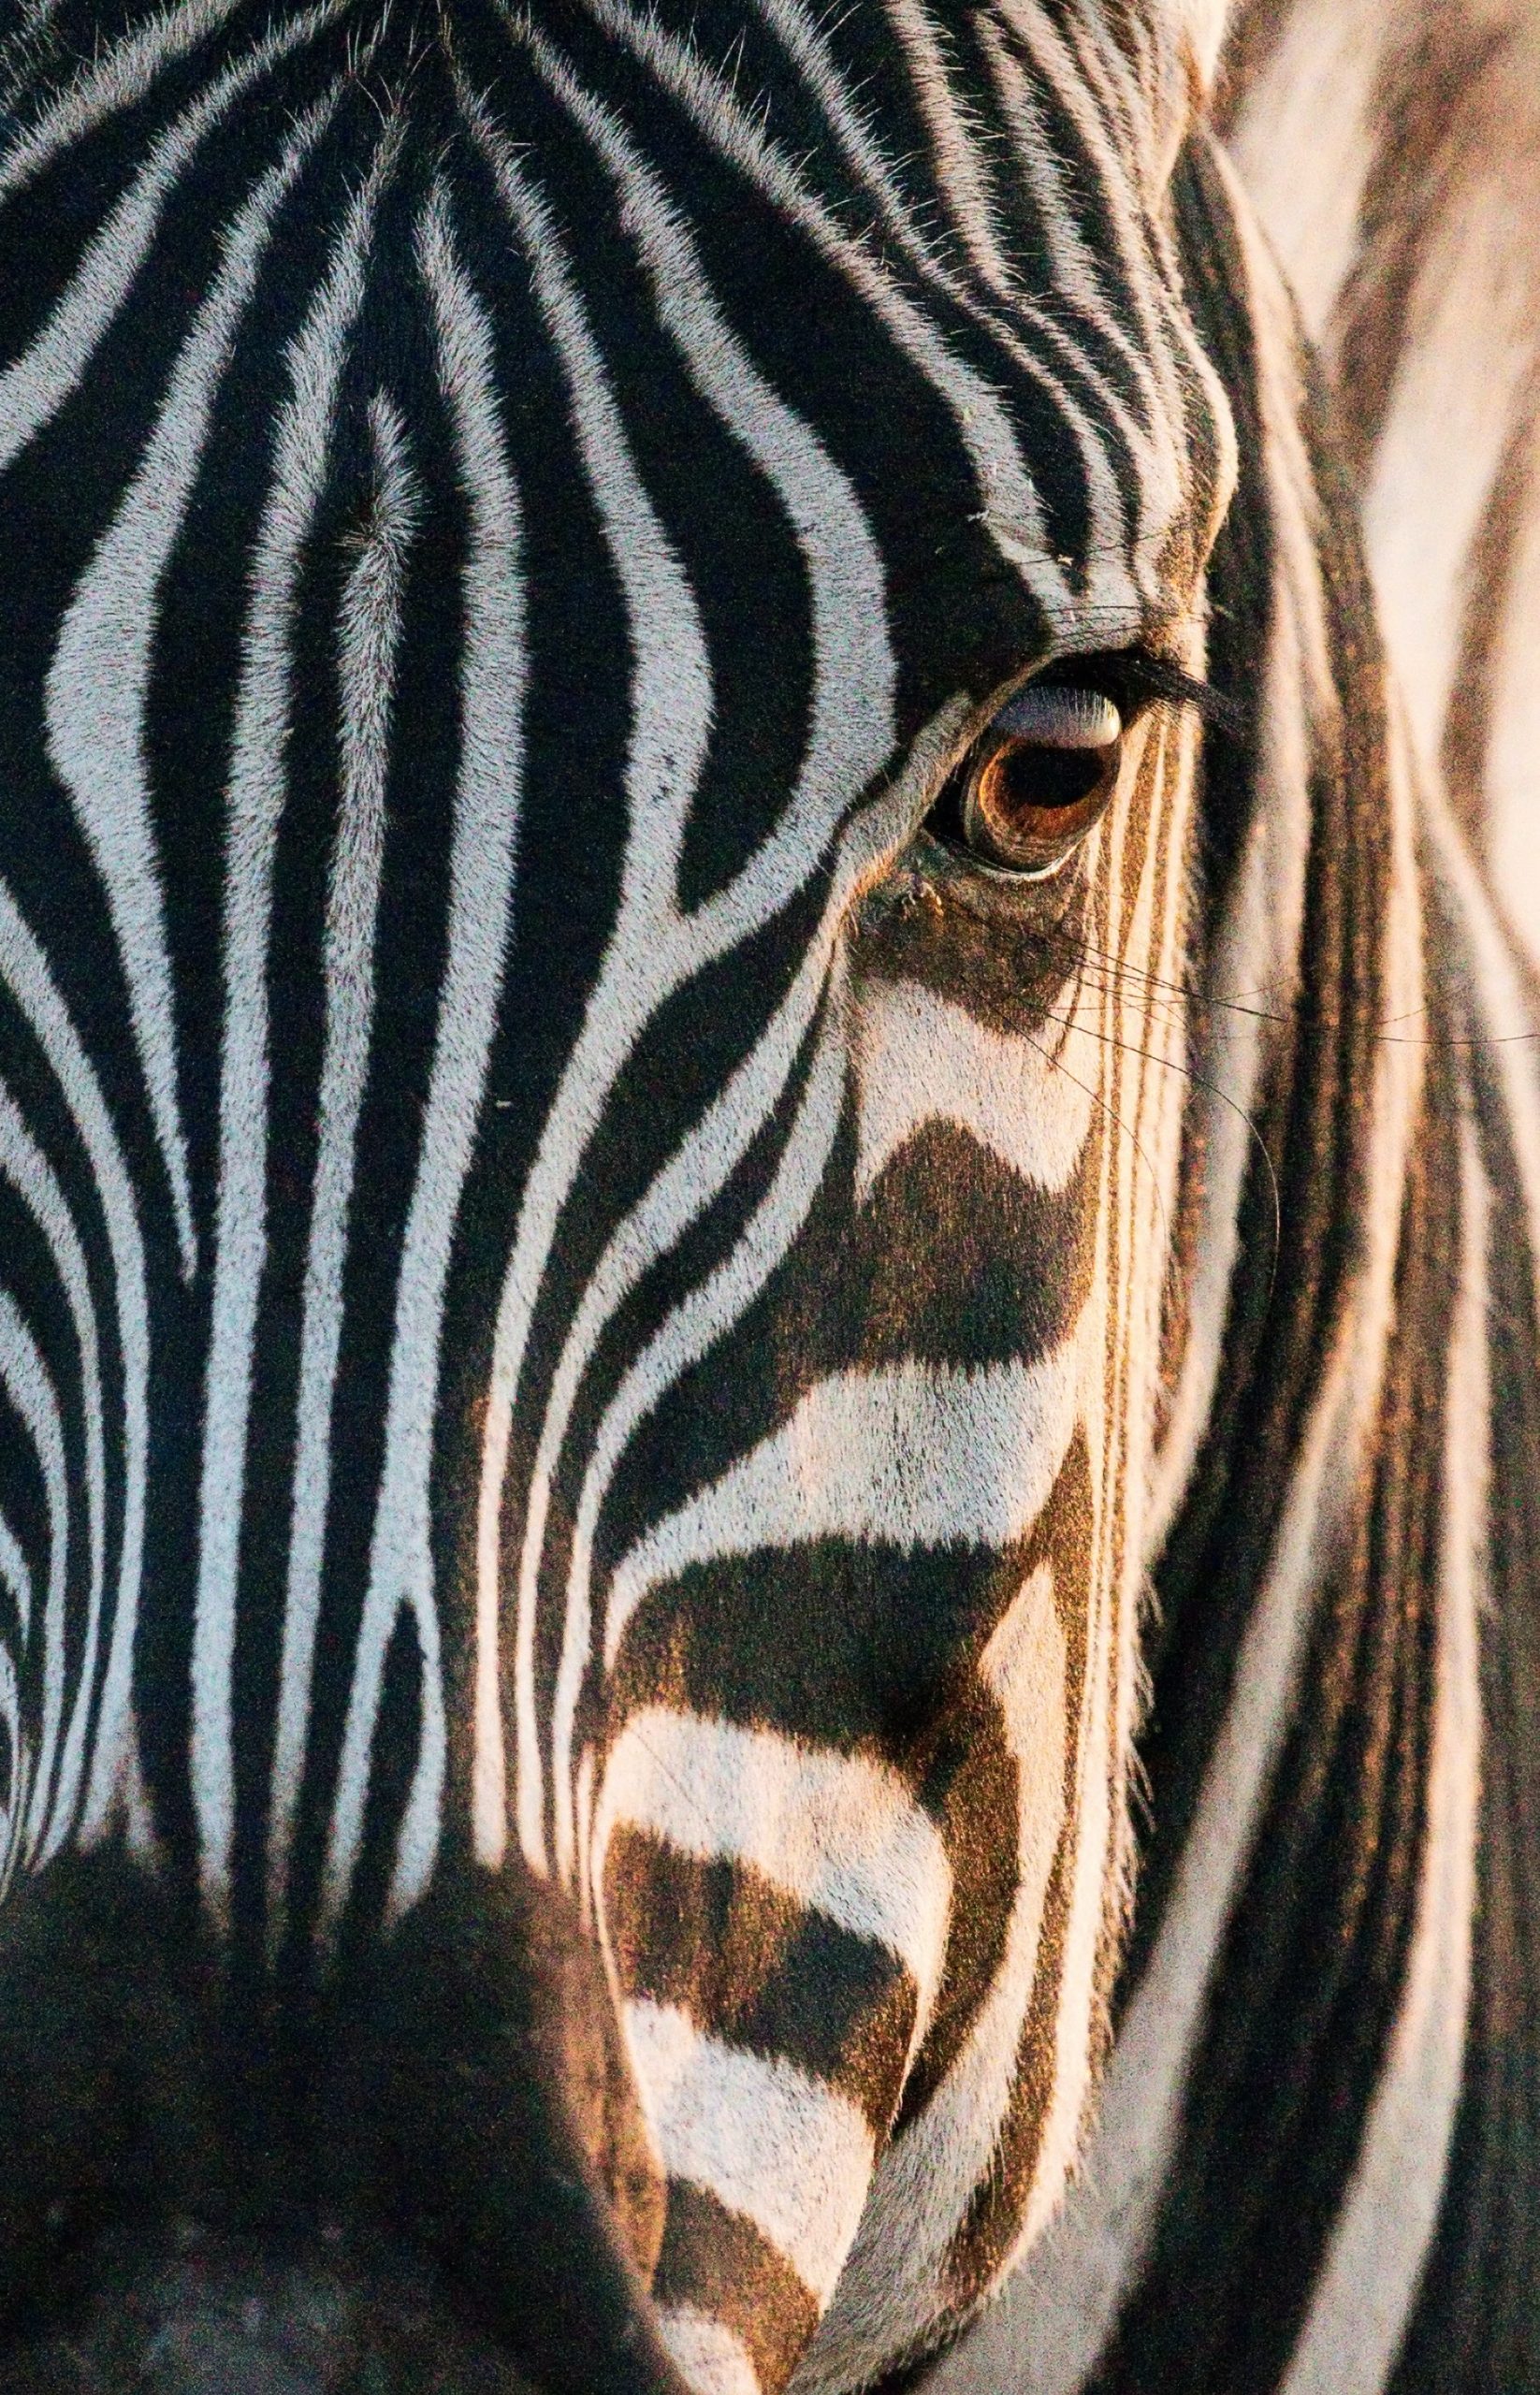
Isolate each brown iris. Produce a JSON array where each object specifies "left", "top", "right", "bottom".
[{"left": 957, "top": 685, "right": 1124, "bottom": 877}]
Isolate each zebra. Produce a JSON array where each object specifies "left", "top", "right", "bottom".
[{"left": 0, "top": 4, "right": 1535, "bottom": 2393}]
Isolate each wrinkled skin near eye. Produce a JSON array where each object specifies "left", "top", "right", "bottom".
[{"left": 929, "top": 678, "right": 1126, "bottom": 878}]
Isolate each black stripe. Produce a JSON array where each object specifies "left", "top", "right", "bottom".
[
  {"left": 653, "top": 2177, "right": 820, "bottom": 2390},
  {"left": 1390, "top": 961, "right": 1540, "bottom": 2388},
  {"left": 604, "top": 1828, "right": 918, "bottom": 2134}
]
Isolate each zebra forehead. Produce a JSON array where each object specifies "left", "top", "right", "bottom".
[
  {"left": 2, "top": 0, "right": 1238, "bottom": 669},
  {"left": 426, "top": 0, "right": 1234, "bottom": 649}
]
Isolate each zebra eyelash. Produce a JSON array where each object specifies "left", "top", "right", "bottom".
[
  {"left": 1011, "top": 647, "right": 1242, "bottom": 739},
  {"left": 1118, "top": 651, "right": 1244, "bottom": 734},
  {"left": 916, "top": 645, "right": 1237, "bottom": 883}
]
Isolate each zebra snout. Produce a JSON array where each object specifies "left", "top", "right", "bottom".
[
  {"left": 0, "top": 1854, "right": 676, "bottom": 2395},
  {"left": 6, "top": 2223, "right": 540, "bottom": 2393}
]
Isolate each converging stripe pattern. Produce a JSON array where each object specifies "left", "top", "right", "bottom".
[{"left": 1, "top": 6, "right": 1538, "bottom": 2395}]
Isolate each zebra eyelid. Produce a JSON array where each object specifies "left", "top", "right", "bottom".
[
  {"left": 1111, "top": 648, "right": 1242, "bottom": 733},
  {"left": 994, "top": 685, "right": 1122, "bottom": 748},
  {"left": 982, "top": 648, "right": 1238, "bottom": 758}
]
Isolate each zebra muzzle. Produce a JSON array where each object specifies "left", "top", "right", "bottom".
[
  {"left": 0, "top": 1852, "right": 681, "bottom": 2395},
  {"left": 4, "top": 2221, "right": 541, "bottom": 2392}
]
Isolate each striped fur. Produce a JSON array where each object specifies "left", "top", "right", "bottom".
[
  {"left": 0, "top": 6, "right": 1536, "bottom": 2394},
  {"left": 1220, "top": 0, "right": 1540, "bottom": 976},
  {"left": 926, "top": 123, "right": 1540, "bottom": 2394}
]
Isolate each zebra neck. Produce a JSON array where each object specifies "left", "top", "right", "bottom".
[{"left": 1064, "top": 132, "right": 1540, "bottom": 2394}]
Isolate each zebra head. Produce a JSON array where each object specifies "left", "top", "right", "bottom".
[{"left": 0, "top": 2, "right": 1247, "bottom": 2388}]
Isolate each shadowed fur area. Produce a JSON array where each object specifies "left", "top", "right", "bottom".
[{"left": 0, "top": 1850, "right": 676, "bottom": 2391}]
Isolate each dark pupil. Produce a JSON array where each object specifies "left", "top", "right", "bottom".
[{"left": 994, "top": 741, "right": 1106, "bottom": 815}]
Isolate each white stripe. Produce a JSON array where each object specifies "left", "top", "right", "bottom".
[
  {"left": 597, "top": 1709, "right": 952, "bottom": 2044},
  {"left": 808, "top": 1560, "right": 1068, "bottom": 2385},
  {"left": 0, "top": 1490, "right": 36, "bottom": 1873},
  {"left": 623, "top": 1999, "right": 875, "bottom": 2303},
  {"left": 0, "top": 1642, "right": 26, "bottom": 1895},
  {"left": 192, "top": 137, "right": 387, "bottom": 1915},
  {"left": 0, "top": 1084, "right": 106, "bottom": 1863},
  {"left": 1484, "top": 400, "right": 1540, "bottom": 976},
  {"left": 658, "top": 2307, "right": 762, "bottom": 2395},
  {"left": 1282, "top": 1094, "right": 1487, "bottom": 2392},
  {"left": 0, "top": 879, "right": 152, "bottom": 1848},
  {"left": 605, "top": 1337, "right": 1082, "bottom": 1669},
  {"left": 267, "top": 395, "right": 416, "bottom": 1948},
  {"left": 0, "top": 3, "right": 340, "bottom": 473},
  {"left": 553, "top": 973, "right": 850, "bottom": 1891},
  {"left": 882, "top": 0, "right": 1016, "bottom": 296},
  {"left": 0, "top": 1513, "right": 32, "bottom": 1640},
  {"left": 322, "top": 191, "right": 523, "bottom": 1934},
  {"left": 853, "top": 972, "right": 1097, "bottom": 1204},
  {"left": 1421, "top": 711, "right": 1540, "bottom": 1345},
  {"left": 44, "top": 92, "right": 336, "bottom": 1279},
  {"left": 0, "top": 0, "right": 244, "bottom": 200},
  {"left": 0, "top": 1289, "right": 68, "bottom": 1864}
]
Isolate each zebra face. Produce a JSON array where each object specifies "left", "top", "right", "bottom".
[{"left": 0, "top": 0, "right": 1236, "bottom": 2388}]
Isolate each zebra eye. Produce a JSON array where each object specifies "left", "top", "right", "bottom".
[{"left": 952, "top": 684, "right": 1123, "bottom": 878}]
